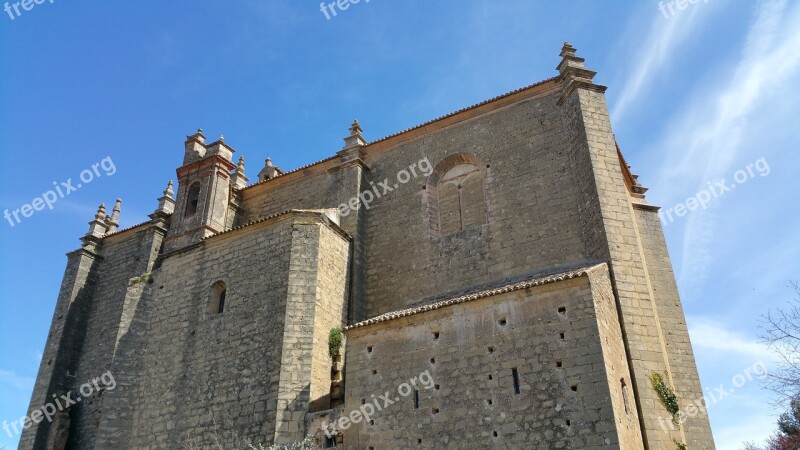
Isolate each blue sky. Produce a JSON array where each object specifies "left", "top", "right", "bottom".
[{"left": 1, "top": 1, "right": 798, "bottom": 448}]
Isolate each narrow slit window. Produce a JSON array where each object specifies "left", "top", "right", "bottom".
[
  {"left": 512, "top": 368, "right": 520, "bottom": 394},
  {"left": 413, "top": 389, "right": 419, "bottom": 409},
  {"left": 217, "top": 289, "right": 226, "bottom": 314},
  {"left": 621, "top": 379, "right": 631, "bottom": 415}
]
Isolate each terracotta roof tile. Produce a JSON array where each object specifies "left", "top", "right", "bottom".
[
  {"left": 202, "top": 209, "right": 350, "bottom": 241},
  {"left": 103, "top": 220, "right": 155, "bottom": 238},
  {"left": 345, "top": 262, "right": 604, "bottom": 331}
]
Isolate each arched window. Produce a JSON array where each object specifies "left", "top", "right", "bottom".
[
  {"left": 426, "top": 153, "right": 488, "bottom": 237},
  {"left": 185, "top": 182, "right": 201, "bottom": 216},
  {"left": 209, "top": 281, "right": 227, "bottom": 315}
]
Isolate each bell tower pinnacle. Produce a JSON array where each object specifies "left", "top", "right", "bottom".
[{"left": 162, "top": 130, "right": 238, "bottom": 253}]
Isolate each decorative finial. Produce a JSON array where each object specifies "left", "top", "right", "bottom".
[
  {"left": 95, "top": 203, "right": 106, "bottom": 221},
  {"left": 106, "top": 199, "right": 122, "bottom": 233},
  {"left": 555, "top": 40, "right": 604, "bottom": 106},
  {"left": 230, "top": 156, "right": 249, "bottom": 189},
  {"left": 151, "top": 180, "right": 176, "bottom": 218},
  {"left": 349, "top": 119, "right": 363, "bottom": 136},
  {"left": 258, "top": 155, "right": 283, "bottom": 182},
  {"left": 219, "top": 134, "right": 225, "bottom": 142},
  {"left": 560, "top": 42, "right": 577, "bottom": 57},
  {"left": 164, "top": 180, "right": 174, "bottom": 198},
  {"left": 85, "top": 202, "right": 110, "bottom": 241},
  {"left": 197, "top": 128, "right": 203, "bottom": 134},
  {"left": 341, "top": 119, "right": 367, "bottom": 150}
]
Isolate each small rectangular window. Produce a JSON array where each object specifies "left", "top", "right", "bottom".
[{"left": 414, "top": 389, "right": 419, "bottom": 409}]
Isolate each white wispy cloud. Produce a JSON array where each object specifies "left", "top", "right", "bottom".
[
  {"left": 644, "top": 0, "right": 800, "bottom": 290},
  {"left": 609, "top": 1, "right": 712, "bottom": 123},
  {"left": 688, "top": 317, "right": 776, "bottom": 361}
]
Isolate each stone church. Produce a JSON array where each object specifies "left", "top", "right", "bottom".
[{"left": 20, "top": 44, "right": 715, "bottom": 449}]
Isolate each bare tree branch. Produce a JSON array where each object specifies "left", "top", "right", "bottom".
[{"left": 760, "top": 281, "right": 800, "bottom": 402}]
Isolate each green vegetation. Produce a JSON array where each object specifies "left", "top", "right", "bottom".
[
  {"left": 650, "top": 371, "right": 680, "bottom": 424},
  {"left": 328, "top": 327, "right": 343, "bottom": 358},
  {"left": 248, "top": 437, "right": 321, "bottom": 450}
]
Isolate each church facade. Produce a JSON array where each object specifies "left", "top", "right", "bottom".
[{"left": 20, "top": 44, "right": 715, "bottom": 449}]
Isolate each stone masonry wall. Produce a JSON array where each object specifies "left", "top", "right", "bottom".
[
  {"left": 634, "top": 206, "right": 715, "bottom": 448},
  {"left": 240, "top": 163, "right": 361, "bottom": 237},
  {"left": 274, "top": 215, "right": 351, "bottom": 444},
  {"left": 237, "top": 86, "right": 594, "bottom": 322},
  {"left": 310, "top": 224, "right": 351, "bottom": 412},
  {"left": 66, "top": 226, "right": 165, "bottom": 449},
  {"left": 128, "top": 216, "right": 295, "bottom": 449},
  {"left": 586, "top": 266, "right": 645, "bottom": 449},
  {"left": 118, "top": 211, "right": 349, "bottom": 449},
  {"left": 93, "top": 221, "right": 167, "bottom": 449},
  {"left": 558, "top": 85, "right": 711, "bottom": 448},
  {"left": 342, "top": 274, "right": 635, "bottom": 449},
  {"left": 240, "top": 162, "right": 368, "bottom": 323},
  {"left": 358, "top": 88, "right": 590, "bottom": 318}
]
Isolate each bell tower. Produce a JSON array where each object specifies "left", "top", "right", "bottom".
[{"left": 163, "top": 129, "right": 238, "bottom": 253}]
